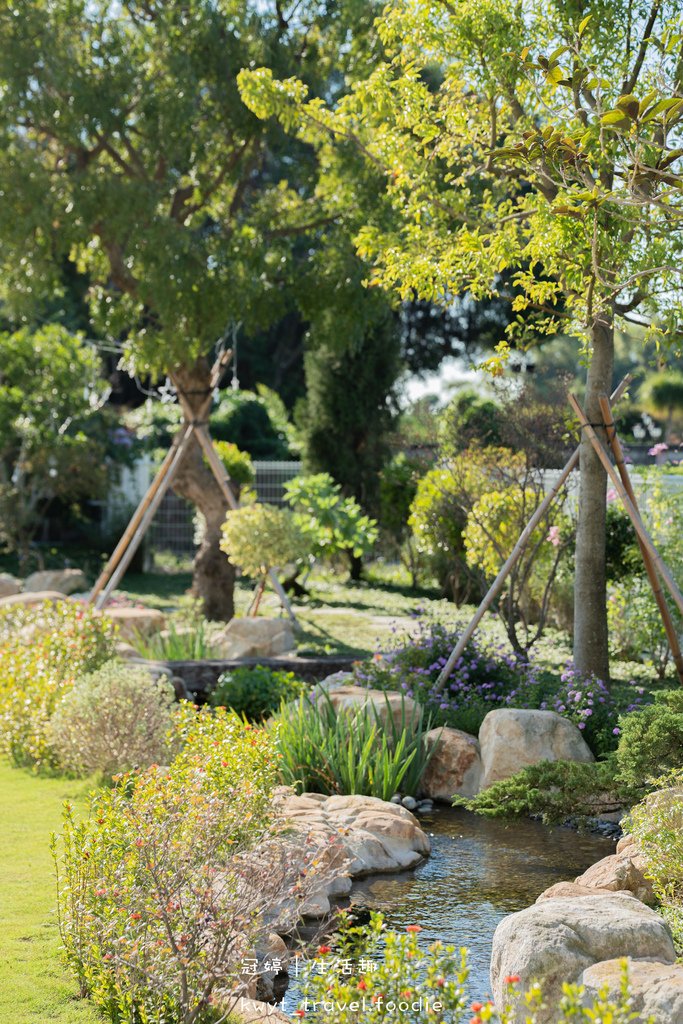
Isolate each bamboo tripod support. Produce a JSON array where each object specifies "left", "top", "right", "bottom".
[
  {"left": 434, "top": 375, "right": 634, "bottom": 692},
  {"left": 89, "top": 351, "right": 297, "bottom": 625},
  {"left": 598, "top": 394, "right": 683, "bottom": 686}
]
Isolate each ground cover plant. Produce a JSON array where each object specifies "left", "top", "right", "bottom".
[
  {"left": 274, "top": 691, "right": 436, "bottom": 799},
  {"left": 0, "top": 602, "right": 115, "bottom": 770}
]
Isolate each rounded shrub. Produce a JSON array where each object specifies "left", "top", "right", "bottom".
[
  {"left": 616, "top": 689, "right": 683, "bottom": 787},
  {"left": 210, "top": 664, "right": 307, "bottom": 721},
  {"left": 48, "top": 660, "right": 177, "bottom": 779}
]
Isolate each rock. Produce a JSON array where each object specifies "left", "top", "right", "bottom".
[
  {"left": 536, "top": 882, "right": 632, "bottom": 902},
  {"left": 421, "top": 726, "right": 483, "bottom": 800},
  {"left": 314, "top": 671, "right": 355, "bottom": 695},
  {"left": 490, "top": 893, "right": 675, "bottom": 1023},
  {"left": 317, "top": 685, "right": 420, "bottom": 732},
  {"left": 417, "top": 800, "right": 434, "bottom": 814},
  {"left": 0, "top": 573, "right": 21, "bottom": 598},
  {"left": 582, "top": 957, "right": 683, "bottom": 1023},
  {"left": 106, "top": 606, "right": 167, "bottom": 642},
  {"left": 115, "top": 640, "right": 140, "bottom": 660},
  {"left": 0, "top": 590, "right": 67, "bottom": 609},
  {"left": 401, "top": 795, "right": 417, "bottom": 810},
  {"left": 215, "top": 617, "right": 295, "bottom": 659},
  {"left": 255, "top": 932, "right": 289, "bottom": 1002},
  {"left": 23, "top": 568, "right": 87, "bottom": 595},
  {"left": 575, "top": 851, "right": 655, "bottom": 905},
  {"left": 479, "top": 709, "right": 594, "bottom": 787},
  {"left": 390, "top": 794, "right": 402, "bottom": 804}
]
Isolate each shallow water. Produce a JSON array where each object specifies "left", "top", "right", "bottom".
[{"left": 281, "top": 807, "right": 614, "bottom": 1009}]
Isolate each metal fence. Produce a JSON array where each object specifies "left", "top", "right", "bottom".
[{"left": 105, "top": 457, "right": 302, "bottom": 557}]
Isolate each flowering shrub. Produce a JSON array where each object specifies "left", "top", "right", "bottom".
[
  {"left": 0, "top": 602, "right": 115, "bottom": 770},
  {"left": 297, "top": 912, "right": 650, "bottom": 1022},
  {"left": 355, "top": 621, "right": 544, "bottom": 737},
  {"left": 47, "top": 661, "right": 178, "bottom": 779},
  {"left": 53, "top": 706, "right": 322, "bottom": 1024}
]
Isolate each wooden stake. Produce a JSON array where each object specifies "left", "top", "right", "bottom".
[
  {"left": 598, "top": 395, "right": 683, "bottom": 686},
  {"left": 434, "top": 375, "right": 633, "bottom": 691},
  {"left": 568, "top": 393, "right": 683, "bottom": 618}
]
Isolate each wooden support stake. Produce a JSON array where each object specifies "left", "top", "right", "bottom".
[
  {"left": 568, "top": 393, "right": 683, "bottom": 619},
  {"left": 598, "top": 395, "right": 683, "bottom": 686},
  {"left": 434, "top": 375, "right": 633, "bottom": 692},
  {"left": 173, "top": 383, "right": 299, "bottom": 626},
  {"left": 90, "top": 351, "right": 231, "bottom": 607}
]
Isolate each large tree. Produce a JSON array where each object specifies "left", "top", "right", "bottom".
[
  {"left": 0, "top": 0, "right": 381, "bottom": 618},
  {"left": 240, "top": 0, "right": 683, "bottom": 677}
]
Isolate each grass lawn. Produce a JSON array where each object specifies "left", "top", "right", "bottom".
[{"left": 0, "top": 763, "right": 99, "bottom": 1024}]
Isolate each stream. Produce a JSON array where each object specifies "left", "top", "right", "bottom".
[{"left": 280, "top": 807, "right": 615, "bottom": 1011}]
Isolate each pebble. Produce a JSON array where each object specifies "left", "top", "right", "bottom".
[
  {"left": 390, "top": 793, "right": 402, "bottom": 804},
  {"left": 401, "top": 795, "right": 417, "bottom": 811},
  {"left": 417, "top": 800, "right": 434, "bottom": 814}
]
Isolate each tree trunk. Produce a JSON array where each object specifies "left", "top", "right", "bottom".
[
  {"left": 573, "top": 317, "right": 614, "bottom": 681},
  {"left": 171, "top": 359, "right": 236, "bottom": 621}
]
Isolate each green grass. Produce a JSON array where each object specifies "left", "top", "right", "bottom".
[{"left": 0, "top": 762, "right": 100, "bottom": 1024}]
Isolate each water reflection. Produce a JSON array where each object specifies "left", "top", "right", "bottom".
[{"left": 282, "top": 807, "right": 614, "bottom": 1008}]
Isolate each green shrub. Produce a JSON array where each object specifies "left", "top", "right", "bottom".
[
  {"left": 48, "top": 661, "right": 177, "bottom": 779},
  {"left": 274, "top": 691, "right": 436, "bottom": 799},
  {"left": 211, "top": 664, "right": 307, "bottom": 721},
  {"left": 456, "top": 758, "right": 638, "bottom": 824},
  {"left": 608, "top": 574, "right": 676, "bottom": 679},
  {"left": 53, "top": 706, "right": 283, "bottom": 1024},
  {"left": 299, "top": 912, "right": 651, "bottom": 1023},
  {"left": 0, "top": 602, "right": 115, "bottom": 770},
  {"left": 616, "top": 689, "right": 683, "bottom": 787},
  {"left": 284, "top": 472, "right": 378, "bottom": 565},
  {"left": 220, "top": 502, "right": 309, "bottom": 578},
  {"left": 626, "top": 774, "right": 683, "bottom": 950}
]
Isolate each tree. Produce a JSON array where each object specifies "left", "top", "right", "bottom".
[
  {"left": 0, "top": 0, "right": 382, "bottom": 619},
  {"left": 240, "top": 0, "right": 683, "bottom": 677},
  {"left": 640, "top": 370, "right": 683, "bottom": 442},
  {"left": 0, "top": 325, "right": 108, "bottom": 569}
]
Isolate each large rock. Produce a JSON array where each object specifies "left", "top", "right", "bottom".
[
  {"left": 215, "top": 617, "right": 295, "bottom": 659},
  {"left": 23, "top": 568, "right": 87, "bottom": 595},
  {"left": 582, "top": 958, "right": 683, "bottom": 1023},
  {"left": 490, "top": 893, "right": 675, "bottom": 1023},
  {"left": 536, "top": 881, "right": 632, "bottom": 902},
  {"left": 421, "top": 727, "right": 483, "bottom": 800},
  {"left": 575, "top": 850, "right": 655, "bottom": 905},
  {"left": 317, "top": 685, "right": 420, "bottom": 733},
  {"left": 106, "top": 606, "right": 166, "bottom": 641},
  {"left": 479, "top": 708, "right": 594, "bottom": 787},
  {"left": 0, "top": 590, "right": 66, "bottom": 609},
  {"left": 0, "top": 573, "right": 21, "bottom": 598}
]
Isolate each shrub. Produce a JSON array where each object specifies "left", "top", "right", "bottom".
[
  {"left": 220, "top": 502, "right": 308, "bottom": 578},
  {"left": 53, "top": 706, "right": 317, "bottom": 1024},
  {"left": 456, "top": 758, "right": 638, "bottom": 824},
  {"left": 298, "top": 912, "right": 651, "bottom": 1023},
  {"left": 284, "top": 472, "right": 378, "bottom": 566},
  {"left": 626, "top": 774, "right": 683, "bottom": 950},
  {"left": 616, "top": 689, "right": 683, "bottom": 787},
  {"left": 608, "top": 573, "right": 676, "bottom": 679},
  {"left": 48, "top": 661, "right": 177, "bottom": 779},
  {"left": 0, "top": 602, "right": 115, "bottom": 770},
  {"left": 354, "top": 621, "right": 544, "bottom": 737},
  {"left": 538, "top": 663, "right": 630, "bottom": 757},
  {"left": 274, "top": 691, "right": 436, "bottom": 799},
  {"left": 211, "top": 664, "right": 307, "bottom": 721}
]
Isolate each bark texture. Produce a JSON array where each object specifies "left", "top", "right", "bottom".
[
  {"left": 573, "top": 318, "right": 614, "bottom": 680},
  {"left": 171, "top": 359, "right": 236, "bottom": 621}
]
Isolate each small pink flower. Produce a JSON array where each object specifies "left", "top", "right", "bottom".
[
  {"left": 547, "top": 525, "right": 561, "bottom": 547},
  {"left": 606, "top": 488, "right": 617, "bottom": 503},
  {"left": 649, "top": 442, "right": 669, "bottom": 457}
]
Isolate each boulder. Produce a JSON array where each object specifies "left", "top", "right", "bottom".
[
  {"left": 479, "top": 708, "right": 594, "bottom": 787},
  {"left": 255, "top": 932, "right": 289, "bottom": 1002},
  {"left": 490, "top": 893, "right": 675, "bottom": 1023},
  {"left": 0, "top": 573, "right": 21, "bottom": 598},
  {"left": 582, "top": 958, "right": 683, "bottom": 1023},
  {"left": 536, "top": 881, "right": 632, "bottom": 902},
  {"left": 421, "top": 727, "right": 483, "bottom": 800},
  {"left": 23, "top": 568, "right": 87, "bottom": 595},
  {"left": 317, "top": 685, "right": 420, "bottom": 733},
  {"left": 575, "top": 851, "right": 655, "bottom": 905},
  {"left": 0, "top": 590, "right": 67, "bottom": 609},
  {"left": 215, "top": 617, "right": 295, "bottom": 659},
  {"left": 106, "top": 606, "right": 167, "bottom": 642}
]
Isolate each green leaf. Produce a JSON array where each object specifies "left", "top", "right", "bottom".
[{"left": 578, "top": 14, "right": 592, "bottom": 37}]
